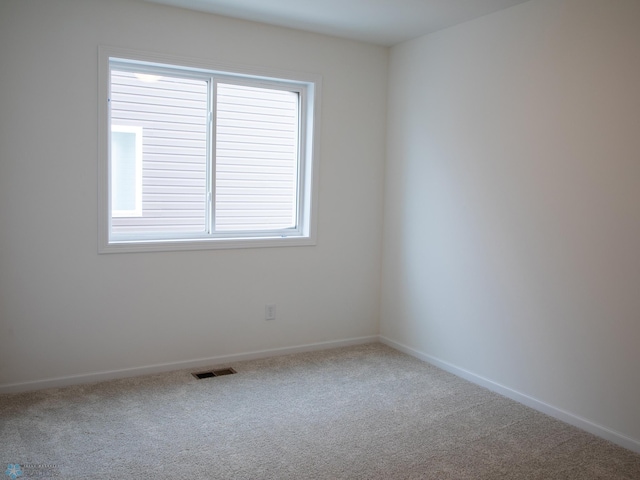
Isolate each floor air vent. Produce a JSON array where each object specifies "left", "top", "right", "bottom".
[{"left": 192, "top": 368, "right": 237, "bottom": 379}]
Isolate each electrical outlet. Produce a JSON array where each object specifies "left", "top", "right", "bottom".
[{"left": 265, "top": 304, "right": 276, "bottom": 321}]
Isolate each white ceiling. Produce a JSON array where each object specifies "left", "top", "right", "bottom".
[{"left": 141, "top": 0, "right": 531, "bottom": 46}]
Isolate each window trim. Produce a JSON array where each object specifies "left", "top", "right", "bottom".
[{"left": 98, "top": 46, "right": 321, "bottom": 254}]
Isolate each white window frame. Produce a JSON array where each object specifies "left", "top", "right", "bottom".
[
  {"left": 98, "top": 46, "right": 321, "bottom": 254},
  {"left": 110, "top": 125, "right": 143, "bottom": 218}
]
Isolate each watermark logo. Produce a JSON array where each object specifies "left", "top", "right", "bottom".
[
  {"left": 4, "top": 464, "right": 59, "bottom": 478},
  {"left": 4, "top": 465, "right": 22, "bottom": 479}
]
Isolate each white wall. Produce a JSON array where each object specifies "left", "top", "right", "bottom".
[
  {"left": 0, "top": 0, "right": 387, "bottom": 388},
  {"left": 382, "top": 0, "right": 640, "bottom": 448}
]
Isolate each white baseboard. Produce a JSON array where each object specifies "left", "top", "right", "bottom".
[
  {"left": 0, "top": 335, "right": 378, "bottom": 395},
  {"left": 379, "top": 335, "right": 640, "bottom": 454}
]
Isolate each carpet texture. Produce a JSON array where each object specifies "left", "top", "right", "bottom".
[{"left": 1, "top": 343, "right": 639, "bottom": 479}]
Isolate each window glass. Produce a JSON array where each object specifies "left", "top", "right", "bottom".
[{"left": 215, "top": 83, "right": 299, "bottom": 231}]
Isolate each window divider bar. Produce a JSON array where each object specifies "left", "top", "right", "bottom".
[{"left": 209, "top": 78, "right": 217, "bottom": 234}]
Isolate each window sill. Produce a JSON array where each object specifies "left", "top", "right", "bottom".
[{"left": 98, "top": 235, "right": 316, "bottom": 254}]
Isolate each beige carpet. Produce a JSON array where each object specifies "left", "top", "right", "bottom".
[{"left": 1, "top": 343, "right": 639, "bottom": 479}]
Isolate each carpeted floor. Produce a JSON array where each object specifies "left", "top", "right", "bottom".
[{"left": 1, "top": 343, "right": 639, "bottom": 479}]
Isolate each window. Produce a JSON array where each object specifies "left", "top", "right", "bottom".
[
  {"left": 111, "top": 125, "right": 142, "bottom": 218},
  {"left": 98, "top": 47, "right": 321, "bottom": 253}
]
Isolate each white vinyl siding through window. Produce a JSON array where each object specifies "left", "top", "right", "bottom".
[
  {"left": 110, "top": 71, "right": 208, "bottom": 235},
  {"left": 98, "top": 47, "right": 320, "bottom": 253},
  {"left": 215, "top": 83, "right": 299, "bottom": 232}
]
